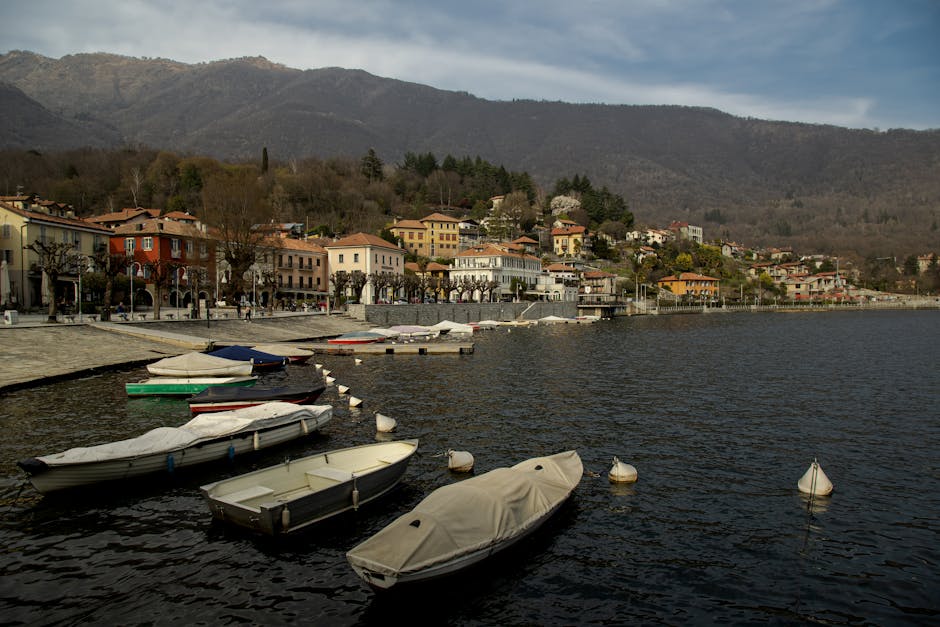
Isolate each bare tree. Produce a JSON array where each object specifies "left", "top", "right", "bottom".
[
  {"left": 144, "top": 259, "right": 182, "bottom": 320},
  {"left": 349, "top": 270, "right": 368, "bottom": 303},
  {"left": 369, "top": 271, "right": 392, "bottom": 303},
  {"left": 388, "top": 272, "right": 407, "bottom": 302},
  {"left": 92, "top": 250, "right": 131, "bottom": 321},
  {"left": 201, "top": 168, "right": 269, "bottom": 302},
  {"left": 25, "top": 240, "right": 74, "bottom": 322},
  {"left": 330, "top": 271, "right": 351, "bottom": 309}
]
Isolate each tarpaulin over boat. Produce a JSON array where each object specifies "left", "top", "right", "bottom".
[
  {"left": 146, "top": 351, "right": 253, "bottom": 377},
  {"left": 36, "top": 403, "right": 327, "bottom": 466},
  {"left": 346, "top": 450, "right": 582, "bottom": 578},
  {"left": 207, "top": 346, "right": 287, "bottom": 369}
]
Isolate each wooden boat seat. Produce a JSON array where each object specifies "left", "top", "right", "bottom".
[
  {"left": 216, "top": 485, "right": 274, "bottom": 505},
  {"left": 306, "top": 467, "right": 353, "bottom": 483}
]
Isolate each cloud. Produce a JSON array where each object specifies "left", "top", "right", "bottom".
[{"left": 1, "top": 0, "right": 936, "bottom": 129}]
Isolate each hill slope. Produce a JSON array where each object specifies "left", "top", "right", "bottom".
[{"left": 1, "top": 50, "right": 938, "bottom": 258}]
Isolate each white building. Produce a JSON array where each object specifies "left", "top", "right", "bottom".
[
  {"left": 325, "top": 233, "right": 405, "bottom": 304},
  {"left": 450, "top": 244, "right": 542, "bottom": 301}
]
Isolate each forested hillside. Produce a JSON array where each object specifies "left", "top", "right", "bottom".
[{"left": 1, "top": 50, "right": 938, "bottom": 260}]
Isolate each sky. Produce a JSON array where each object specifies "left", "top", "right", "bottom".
[{"left": 2, "top": 0, "right": 938, "bottom": 130}]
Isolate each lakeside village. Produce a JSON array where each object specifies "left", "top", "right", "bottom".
[{"left": 2, "top": 192, "right": 938, "bottom": 323}]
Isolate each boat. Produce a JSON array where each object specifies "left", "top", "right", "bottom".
[
  {"left": 200, "top": 439, "right": 419, "bottom": 535},
  {"left": 17, "top": 403, "right": 333, "bottom": 494},
  {"left": 327, "top": 331, "right": 387, "bottom": 345},
  {"left": 252, "top": 344, "right": 314, "bottom": 364},
  {"left": 188, "top": 383, "right": 326, "bottom": 414},
  {"left": 429, "top": 320, "right": 475, "bottom": 336},
  {"left": 346, "top": 449, "right": 582, "bottom": 589},
  {"left": 146, "top": 351, "right": 253, "bottom": 377},
  {"left": 387, "top": 325, "right": 438, "bottom": 340},
  {"left": 125, "top": 375, "right": 258, "bottom": 397},
  {"left": 207, "top": 345, "right": 288, "bottom": 370}
]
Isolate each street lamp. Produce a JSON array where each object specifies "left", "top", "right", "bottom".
[
  {"left": 75, "top": 254, "right": 92, "bottom": 323},
  {"left": 175, "top": 266, "right": 190, "bottom": 319},
  {"left": 128, "top": 261, "right": 144, "bottom": 318}
]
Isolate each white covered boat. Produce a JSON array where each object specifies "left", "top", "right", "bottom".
[
  {"left": 146, "top": 351, "right": 253, "bottom": 377},
  {"left": 346, "top": 450, "right": 582, "bottom": 589},
  {"left": 201, "top": 439, "right": 419, "bottom": 535},
  {"left": 17, "top": 403, "right": 333, "bottom": 494},
  {"left": 429, "top": 320, "right": 475, "bottom": 336}
]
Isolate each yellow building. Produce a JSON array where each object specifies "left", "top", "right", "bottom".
[
  {"left": 656, "top": 272, "right": 720, "bottom": 299},
  {"left": 390, "top": 219, "right": 428, "bottom": 257},
  {"left": 1, "top": 195, "right": 112, "bottom": 310},
  {"left": 551, "top": 225, "right": 588, "bottom": 258},
  {"left": 390, "top": 212, "right": 462, "bottom": 259}
]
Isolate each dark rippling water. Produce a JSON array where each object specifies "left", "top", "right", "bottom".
[{"left": 2, "top": 310, "right": 939, "bottom": 625}]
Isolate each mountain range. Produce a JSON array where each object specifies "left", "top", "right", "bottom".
[{"left": 1, "top": 50, "right": 938, "bottom": 260}]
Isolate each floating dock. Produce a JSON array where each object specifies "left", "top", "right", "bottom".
[{"left": 303, "top": 343, "right": 474, "bottom": 356}]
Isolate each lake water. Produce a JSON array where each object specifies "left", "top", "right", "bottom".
[{"left": 1, "top": 310, "right": 938, "bottom": 625}]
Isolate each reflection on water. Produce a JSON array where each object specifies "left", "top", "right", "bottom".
[{"left": 1, "top": 311, "right": 939, "bottom": 624}]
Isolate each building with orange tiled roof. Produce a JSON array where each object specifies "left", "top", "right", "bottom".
[
  {"left": 85, "top": 207, "right": 161, "bottom": 229},
  {"left": 451, "top": 244, "right": 542, "bottom": 301},
  {"left": 551, "top": 225, "right": 589, "bottom": 258},
  {"left": 390, "top": 212, "right": 463, "bottom": 259},
  {"left": 325, "top": 233, "right": 406, "bottom": 304},
  {"left": 1, "top": 195, "right": 112, "bottom": 310},
  {"left": 112, "top": 217, "right": 216, "bottom": 313},
  {"left": 656, "top": 272, "right": 720, "bottom": 300},
  {"left": 263, "top": 237, "right": 329, "bottom": 306}
]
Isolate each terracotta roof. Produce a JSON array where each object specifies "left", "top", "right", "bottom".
[
  {"left": 551, "top": 226, "right": 587, "bottom": 236},
  {"left": 1, "top": 201, "right": 112, "bottom": 233},
  {"left": 658, "top": 272, "right": 719, "bottom": 282},
  {"left": 456, "top": 244, "right": 539, "bottom": 262},
  {"left": 545, "top": 263, "right": 578, "bottom": 272},
  {"left": 264, "top": 237, "right": 327, "bottom": 253},
  {"left": 421, "top": 212, "right": 461, "bottom": 223},
  {"left": 583, "top": 270, "right": 617, "bottom": 279},
  {"left": 512, "top": 236, "right": 539, "bottom": 244},
  {"left": 392, "top": 220, "right": 425, "bottom": 229},
  {"left": 85, "top": 208, "right": 160, "bottom": 224},
  {"left": 113, "top": 218, "right": 211, "bottom": 239},
  {"left": 327, "top": 233, "right": 404, "bottom": 251},
  {"left": 162, "top": 211, "right": 200, "bottom": 222}
]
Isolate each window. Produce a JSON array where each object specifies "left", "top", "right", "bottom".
[
  {"left": 170, "top": 238, "right": 181, "bottom": 257},
  {"left": 125, "top": 237, "right": 135, "bottom": 254},
  {"left": 338, "top": 254, "right": 344, "bottom": 263},
  {"left": 0, "top": 224, "right": 10, "bottom": 239},
  {"left": 142, "top": 237, "right": 153, "bottom": 251},
  {"left": 354, "top": 253, "right": 359, "bottom": 263},
  {"left": 287, "top": 276, "right": 293, "bottom": 288},
  {"left": 185, "top": 240, "right": 194, "bottom": 254}
]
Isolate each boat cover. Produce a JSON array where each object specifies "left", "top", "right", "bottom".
[
  {"left": 36, "top": 403, "right": 329, "bottom": 466},
  {"left": 346, "top": 450, "right": 582, "bottom": 578},
  {"left": 429, "top": 320, "right": 474, "bottom": 334},
  {"left": 146, "top": 352, "right": 254, "bottom": 376},
  {"left": 208, "top": 346, "right": 287, "bottom": 368}
]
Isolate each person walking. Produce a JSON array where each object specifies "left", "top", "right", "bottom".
[{"left": 244, "top": 303, "right": 252, "bottom": 323}]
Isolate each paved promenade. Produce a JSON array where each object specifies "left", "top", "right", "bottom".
[{"left": 0, "top": 312, "right": 371, "bottom": 392}]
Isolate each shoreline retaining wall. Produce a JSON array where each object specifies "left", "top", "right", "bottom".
[{"left": 347, "top": 302, "right": 578, "bottom": 326}]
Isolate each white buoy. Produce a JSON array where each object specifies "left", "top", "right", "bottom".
[
  {"left": 608, "top": 456, "right": 638, "bottom": 483},
  {"left": 322, "top": 369, "right": 332, "bottom": 377},
  {"left": 315, "top": 363, "right": 323, "bottom": 369},
  {"left": 354, "top": 358, "right": 363, "bottom": 365},
  {"left": 349, "top": 395, "right": 363, "bottom": 408},
  {"left": 281, "top": 506, "right": 291, "bottom": 530},
  {"left": 375, "top": 411, "right": 397, "bottom": 433},
  {"left": 337, "top": 384, "right": 350, "bottom": 395},
  {"left": 447, "top": 449, "right": 474, "bottom": 472},
  {"left": 798, "top": 459, "right": 833, "bottom": 496}
]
